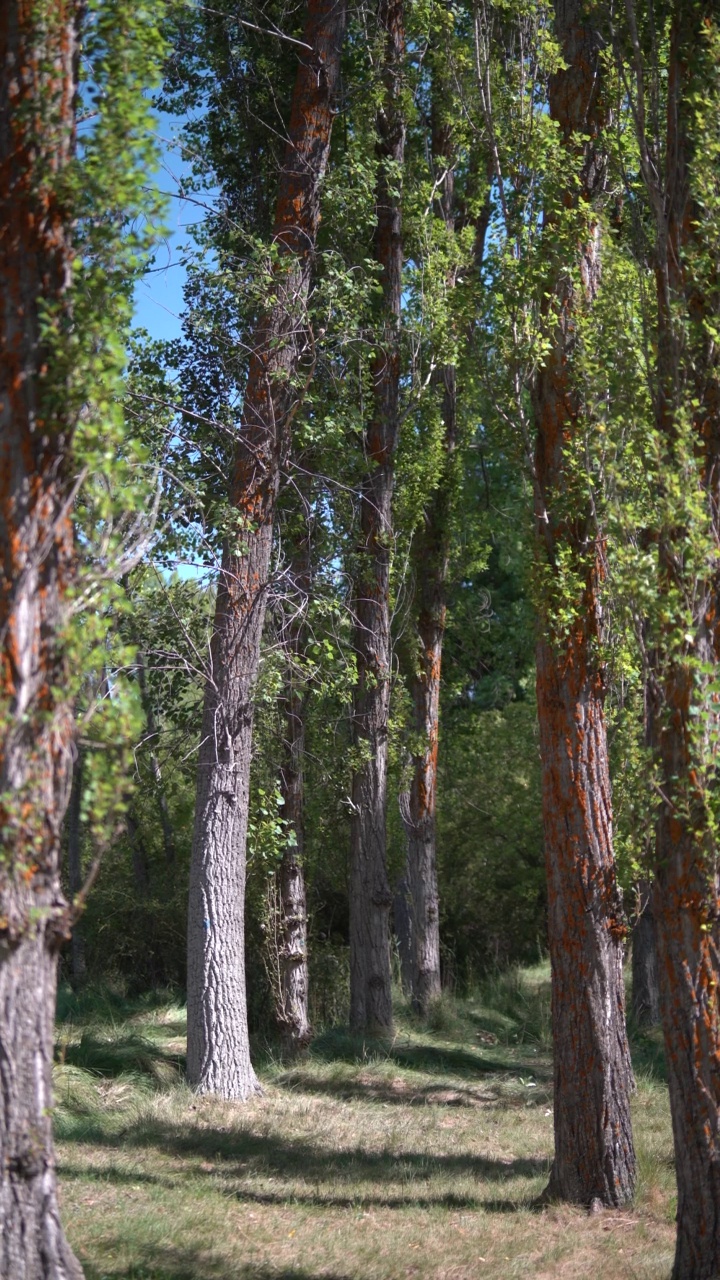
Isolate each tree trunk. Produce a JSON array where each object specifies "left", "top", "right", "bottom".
[
  {"left": 0, "top": 3, "right": 84, "bottom": 1275},
  {"left": 186, "top": 0, "right": 346, "bottom": 1098},
  {"left": 275, "top": 529, "right": 312, "bottom": 1051},
  {"left": 348, "top": 0, "right": 406, "bottom": 1038},
  {"left": 399, "top": 85, "right": 457, "bottom": 1017},
  {"left": 402, "top": 368, "right": 448, "bottom": 1014},
  {"left": 67, "top": 752, "right": 87, "bottom": 987},
  {"left": 277, "top": 685, "right": 311, "bottom": 1051},
  {"left": 631, "top": 880, "right": 660, "bottom": 1029},
  {"left": 630, "top": 5, "right": 720, "bottom": 1273},
  {"left": 533, "top": 0, "right": 636, "bottom": 1207}
]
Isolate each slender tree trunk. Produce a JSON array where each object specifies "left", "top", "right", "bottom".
[
  {"left": 0, "top": 3, "right": 84, "bottom": 1275},
  {"left": 631, "top": 881, "right": 660, "bottom": 1029},
  {"left": 630, "top": 5, "right": 720, "bottom": 1273},
  {"left": 67, "top": 752, "right": 87, "bottom": 987},
  {"left": 186, "top": 0, "right": 346, "bottom": 1098},
  {"left": 533, "top": 0, "right": 635, "bottom": 1207},
  {"left": 275, "top": 529, "right": 312, "bottom": 1051},
  {"left": 398, "top": 85, "right": 457, "bottom": 1017},
  {"left": 277, "top": 683, "right": 311, "bottom": 1050},
  {"left": 348, "top": 0, "right": 406, "bottom": 1037},
  {"left": 401, "top": 362, "right": 450, "bottom": 1015}
]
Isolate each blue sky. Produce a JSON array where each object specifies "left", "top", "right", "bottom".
[{"left": 133, "top": 113, "right": 198, "bottom": 344}]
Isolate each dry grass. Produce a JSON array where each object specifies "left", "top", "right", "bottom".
[{"left": 54, "top": 969, "right": 676, "bottom": 1280}]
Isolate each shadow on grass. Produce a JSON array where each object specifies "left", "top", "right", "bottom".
[
  {"left": 60, "top": 1115, "right": 549, "bottom": 1202},
  {"left": 306, "top": 1029, "right": 550, "bottom": 1083},
  {"left": 58, "top": 1033, "right": 185, "bottom": 1082},
  {"left": 277, "top": 1068, "right": 493, "bottom": 1108},
  {"left": 57, "top": 983, "right": 182, "bottom": 1028},
  {"left": 83, "top": 1246, "right": 352, "bottom": 1280}
]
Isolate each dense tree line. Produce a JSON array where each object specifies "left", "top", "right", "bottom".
[{"left": 2, "top": 1, "right": 720, "bottom": 1277}]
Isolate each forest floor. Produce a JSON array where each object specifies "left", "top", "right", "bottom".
[{"left": 54, "top": 964, "right": 676, "bottom": 1280}]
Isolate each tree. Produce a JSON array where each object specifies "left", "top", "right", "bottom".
[
  {"left": 0, "top": 0, "right": 165, "bottom": 1266},
  {"left": 621, "top": 2, "right": 720, "bottom": 1271},
  {"left": 274, "top": 505, "right": 313, "bottom": 1051},
  {"left": 348, "top": 0, "right": 406, "bottom": 1037},
  {"left": 186, "top": 0, "right": 346, "bottom": 1097},
  {"left": 531, "top": 0, "right": 636, "bottom": 1206},
  {"left": 0, "top": 5, "right": 83, "bottom": 1273},
  {"left": 396, "top": 59, "right": 457, "bottom": 1017}
]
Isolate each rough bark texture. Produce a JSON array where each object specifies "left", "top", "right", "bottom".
[
  {"left": 275, "top": 535, "right": 311, "bottom": 1051},
  {"left": 398, "top": 91, "right": 456, "bottom": 1017},
  {"left": 187, "top": 0, "right": 345, "bottom": 1098},
  {"left": 0, "top": 3, "right": 84, "bottom": 1275},
  {"left": 401, "top": 370, "right": 450, "bottom": 1015},
  {"left": 533, "top": 0, "right": 636, "bottom": 1207},
  {"left": 635, "top": 6, "right": 720, "bottom": 1273},
  {"left": 631, "top": 881, "right": 660, "bottom": 1029},
  {"left": 348, "top": 0, "right": 406, "bottom": 1037}
]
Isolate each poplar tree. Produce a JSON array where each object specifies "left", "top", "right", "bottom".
[
  {"left": 0, "top": 0, "right": 164, "bottom": 1271},
  {"left": 185, "top": 0, "right": 346, "bottom": 1097},
  {"left": 348, "top": 0, "right": 406, "bottom": 1037},
  {"left": 531, "top": 0, "right": 636, "bottom": 1207},
  {"left": 0, "top": 8, "right": 85, "bottom": 1270},
  {"left": 620, "top": 2, "right": 720, "bottom": 1271}
]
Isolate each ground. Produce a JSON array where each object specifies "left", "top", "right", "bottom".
[{"left": 54, "top": 965, "right": 676, "bottom": 1280}]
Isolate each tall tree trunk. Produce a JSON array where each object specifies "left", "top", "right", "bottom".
[
  {"left": 533, "top": 0, "right": 636, "bottom": 1207},
  {"left": 67, "top": 752, "right": 87, "bottom": 987},
  {"left": 348, "top": 0, "right": 406, "bottom": 1038},
  {"left": 628, "top": 4, "right": 720, "bottom": 1272},
  {"left": 0, "top": 3, "right": 84, "bottom": 1275},
  {"left": 275, "top": 529, "right": 312, "bottom": 1051},
  {"left": 631, "top": 880, "right": 660, "bottom": 1029},
  {"left": 401, "top": 369, "right": 451, "bottom": 1016},
  {"left": 399, "top": 84, "right": 457, "bottom": 1017},
  {"left": 186, "top": 0, "right": 346, "bottom": 1098},
  {"left": 277, "top": 689, "right": 311, "bottom": 1050}
]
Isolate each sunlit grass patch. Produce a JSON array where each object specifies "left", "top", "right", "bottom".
[{"left": 55, "top": 969, "right": 676, "bottom": 1279}]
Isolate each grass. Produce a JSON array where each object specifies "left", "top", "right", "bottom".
[{"left": 54, "top": 967, "right": 677, "bottom": 1280}]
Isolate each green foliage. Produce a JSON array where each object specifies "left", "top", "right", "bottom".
[
  {"left": 438, "top": 699, "right": 545, "bottom": 981},
  {"left": 59, "top": 1, "right": 169, "bottom": 846}
]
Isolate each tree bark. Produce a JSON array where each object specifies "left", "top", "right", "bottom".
[
  {"left": 186, "top": 0, "right": 346, "bottom": 1098},
  {"left": 533, "top": 0, "right": 636, "bottom": 1207},
  {"left": 629, "top": 4, "right": 720, "bottom": 1273},
  {"left": 401, "top": 367, "right": 450, "bottom": 1016},
  {"left": 0, "top": 3, "right": 84, "bottom": 1275},
  {"left": 631, "top": 880, "right": 660, "bottom": 1029},
  {"left": 275, "top": 531, "right": 312, "bottom": 1052},
  {"left": 348, "top": 0, "right": 406, "bottom": 1038},
  {"left": 398, "top": 86, "right": 457, "bottom": 1017}
]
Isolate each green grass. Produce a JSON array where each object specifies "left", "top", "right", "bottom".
[{"left": 54, "top": 968, "right": 676, "bottom": 1280}]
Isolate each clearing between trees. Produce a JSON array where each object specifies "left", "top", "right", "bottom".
[{"left": 55, "top": 966, "right": 674, "bottom": 1280}]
